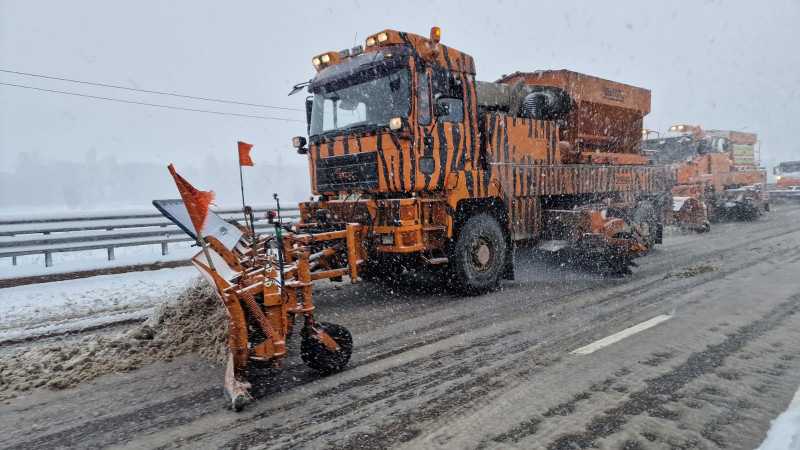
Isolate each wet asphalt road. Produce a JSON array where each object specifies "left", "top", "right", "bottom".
[{"left": 2, "top": 206, "right": 800, "bottom": 449}]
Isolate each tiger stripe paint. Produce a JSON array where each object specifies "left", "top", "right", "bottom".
[
  {"left": 302, "top": 29, "right": 672, "bottom": 255},
  {"left": 483, "top": 114, "right": 671, "bottom": 239}
]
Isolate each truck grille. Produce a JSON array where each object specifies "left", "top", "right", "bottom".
[{"left": 316, "top": 152, "right": 380, "bottom": 192}]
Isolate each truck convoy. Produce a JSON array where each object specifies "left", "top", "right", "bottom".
[
  {"left": 642, "top": 125, "right": 768, "bottom": 224},
  {"left": 159, "top": 27, "right": 678, "bottom": 409}
]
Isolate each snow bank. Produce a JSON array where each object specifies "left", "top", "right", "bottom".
[
  {"left": 0, "top": 266, "right": 198, "bottom": 330},
  {"left": 0, "top": 280, "right": 228, "bottom": 400},
  {"left": 757, "top": 386, "right": 800, "bottom": 450}
]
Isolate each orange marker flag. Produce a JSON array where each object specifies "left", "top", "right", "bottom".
[
  {"left": 167, "top": 164, "right": 215, "bottom": 234},
  {"left": 238, "top": 141, "right": 254, "bottom": 166}
]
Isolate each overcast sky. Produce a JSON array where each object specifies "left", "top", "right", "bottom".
[{"left": 1, "top": 0, "right": 799, "bottom": 205}]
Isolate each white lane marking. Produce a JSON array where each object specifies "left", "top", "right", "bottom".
[{"left": 571, "top": 315, "right": 672, "bottom": 355}]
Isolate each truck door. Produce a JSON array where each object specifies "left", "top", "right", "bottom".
[{"left": 415, "top": 67, "right": 467, "bottom": 191}]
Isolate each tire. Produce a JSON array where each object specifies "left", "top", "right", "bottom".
[
  {"left": 607, "top": 232, "right": 635, "bottom": 276},
  {"left": 301, "top": 322, "right": 353, "bottom": 375},
  {"left": 450, "top": 213, "right": 507, "bottom": 295},
  {"left": 632, "top": 201, "right": 657, "bottom": 251}
]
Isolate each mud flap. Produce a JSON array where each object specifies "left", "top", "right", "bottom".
[{"left": 503, "top": 239, "right": 515, "bottom": 280}]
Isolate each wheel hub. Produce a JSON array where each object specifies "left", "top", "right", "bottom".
[
  {"left": 470, "top": 237, "right": 493, "bottom": 273},
  {"left": 475, "top": 244, "right": 491, "bottom": 266}
]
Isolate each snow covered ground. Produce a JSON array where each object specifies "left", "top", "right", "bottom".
[
  {"left": 0, "top": 266, "right": 200, "bottom": 343},
  {"left": 758, "top": 385, "right": 800, "bottom": 450}
]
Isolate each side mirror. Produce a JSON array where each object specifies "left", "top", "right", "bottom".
[
  {"left": 433, "top": 99, "right": 450, "bottom": 117},
  {"left": 292, "top": 136, "right": 308, "bottom": 155},
  {"left": 292, "top": 136, "right": 307, "bottom": 148}
]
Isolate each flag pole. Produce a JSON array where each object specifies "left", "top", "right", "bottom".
[
  {"left": 197, "top": 231, "right": 216, "bottom": 271},
  {"left": 239, "top": 161, "right": 249, "bottom": 232}
]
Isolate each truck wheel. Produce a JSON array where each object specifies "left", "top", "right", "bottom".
[
  {"left": 301, "top": 322, "right": 353, "bottom": 375},
  {"left": 450, "top": 213, "right": 507, "bottom": 295},
  {"left": 632, "top": 201, "right": 658, "bottom": 251}
]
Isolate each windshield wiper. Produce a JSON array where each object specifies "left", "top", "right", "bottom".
[{"left": 337, "top": 122, "right": 382, "bottom": 132}]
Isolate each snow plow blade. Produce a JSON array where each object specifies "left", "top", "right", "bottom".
[{"left": 154, "top": 199, "right": 362, "bottom": 410}]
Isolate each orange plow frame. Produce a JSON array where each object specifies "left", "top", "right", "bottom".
[{"left": 189, "top": 221, "right": 366, "bottom": 410}]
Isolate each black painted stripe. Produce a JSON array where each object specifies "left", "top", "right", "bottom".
[
  {"left": 376, "top": 134, "right": 393, "bottom": 192},
  {"left": 342, "top": 137, "right": 349, "bottom": 155},
  {"left": 545, "top": 121, "right": 551, "bottom": 165},
  {"left": 442, "top": 45, "right": 453, "bottom": 71},
  {"left": 451, "top": 124, "right": 462, "bottom": 171},
  {"left": 436, "top": 121, "right": 448, "bottom": 189},
  {"left": 464, "top": 72, "right": 476, "bottom": 164},
  {"left": 389, "top": 131, "right": 405, "bottom": 191}
]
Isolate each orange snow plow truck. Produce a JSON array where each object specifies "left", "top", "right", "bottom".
[{"left": 291, "top": 27, "right": 673, "bottom": 284}]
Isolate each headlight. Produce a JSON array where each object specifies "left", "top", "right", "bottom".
[
  {"left": 312, "top": 57, "right": 321, "bottom": 67},
  {"left": 389, "top": 117, "right": 402, "bottom": 130},
  {"left": 366, "top": 37, "right": 376, "bottom": 47},
  {"left": 377, "top": 32, "right": 388, "bottom": 43},
  {"left": 321, "top": 54, "right": 331, "bottom": 63}
]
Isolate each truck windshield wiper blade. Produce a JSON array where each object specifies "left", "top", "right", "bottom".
[{"left": 338, "top": 122, "right": 381, "bottom": 131}]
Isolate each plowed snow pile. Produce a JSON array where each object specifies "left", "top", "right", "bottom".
[{"left": 0, "top": 280, "right": 228, "bottom": 400}]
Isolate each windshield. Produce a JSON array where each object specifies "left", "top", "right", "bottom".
[
  {"left": 309, "top": 68, "right": 411, "bottom": 136},
  {"left": 778, "top": 162, "right": 800, "bottom": 173},
  {"left": 643, "top": 136, "right": 705, "bottom": 162}
]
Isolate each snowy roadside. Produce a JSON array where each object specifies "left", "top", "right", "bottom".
[
  {"left": 757, "top": 385, "right": 800, "bottom": 450},
  {"left": 0, "top": 263, "right": 346, "bottom": 399},
  {"left": 0, "top": 267, "right": 200, "bottom": 344}
]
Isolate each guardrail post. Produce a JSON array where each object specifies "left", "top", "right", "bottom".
[
  {"left": 107, "top": 247, "right": 115, "bottom": 261},
  {"left": 161, "top": 242, "right": 169, "bottom": 255},
  {"left": 45, "top": 252, "right": 52, "bottom": 267}
]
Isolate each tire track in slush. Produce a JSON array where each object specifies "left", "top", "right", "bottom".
[
  {"left": 127, "top": 228, "right": 800, "bottom": 449},
  {"left": 289, "top": 246, "right": 800, "bottom": 449},
  {"left": 7, "top": 210, "right": 800, "bottom": 449},
  {"left": 546, "top": 296, "right": 799, "bottom": 449}
]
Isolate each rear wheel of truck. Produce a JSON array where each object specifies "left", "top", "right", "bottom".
[
  {"left": 632, "top": 201, "right": 658, "bottom": 252},
  {"left": 301, "top": 322, "right": 353, "bottom": 375},
  {"left": 450, "top": 213, "right": 507, "bottom": 295}
]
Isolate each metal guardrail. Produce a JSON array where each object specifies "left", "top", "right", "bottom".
[
  {"left": 766, "top": 190, "right": 800, "bottom": 205},
  {"left": 0, "top": 205, "right": 301, "bottom": 267}
]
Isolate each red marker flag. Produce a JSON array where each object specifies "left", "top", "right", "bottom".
[
  {"left": 167, "top": 164, "right": 215, "bottom": 234},
  {"left": 238, "top": 141, "right": 254, "bottom": 166}
]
